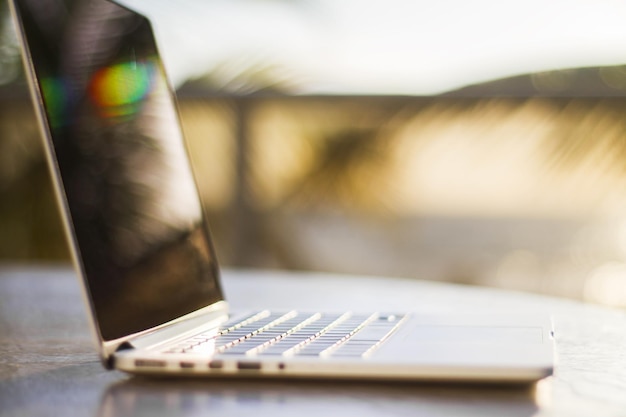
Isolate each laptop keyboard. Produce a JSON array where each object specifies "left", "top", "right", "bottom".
[{"left": 163, "top": 311, "right": 405, "bottom": 358}]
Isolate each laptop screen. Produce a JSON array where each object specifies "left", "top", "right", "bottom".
[{"left": 12, "top": 0, "right": 224, "bottom": 341}]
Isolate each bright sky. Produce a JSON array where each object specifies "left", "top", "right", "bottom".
[{"left": 121, "top": 0, "right": 626, "bottom": 94}]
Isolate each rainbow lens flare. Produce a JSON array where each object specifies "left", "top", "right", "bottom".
[
  {"left": 41, "top": 77, "right": 67, "bottom": 128},
  {"left": 89, "top": 60, "right": 155, "bottom": 121}
]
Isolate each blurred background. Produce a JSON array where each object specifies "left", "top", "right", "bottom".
[{"left": 3, "top": 0, "right": 626, "bottom": 308}]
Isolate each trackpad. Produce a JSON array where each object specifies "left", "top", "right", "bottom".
[{"left": 402, "top": 326, "right": 543, "bottom": 344}]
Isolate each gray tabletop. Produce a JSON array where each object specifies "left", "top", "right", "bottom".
[{"left": 1, "top": 265, "right": 625, "bottom": 417}]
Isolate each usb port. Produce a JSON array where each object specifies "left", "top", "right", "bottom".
[
  {"left": 237, "top": 362, "right": 262, "bottom": 370},
  {"left": 135, "top": 359, "right": 165, "bottom": 368},
  {"left": 209, "top": 360, "right": 223, "bottom": 369}
]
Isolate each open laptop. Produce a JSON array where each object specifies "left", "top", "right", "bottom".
[{"left": 9, "top": 0, "right": 554, "bottom": 383}]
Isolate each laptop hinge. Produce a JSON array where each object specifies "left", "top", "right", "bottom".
[
  {"left": 101, "top": 300, "right": 229, "bottom": 368},
  {"left": 105, "top": 342, "right": 134, "bottom": 370}
]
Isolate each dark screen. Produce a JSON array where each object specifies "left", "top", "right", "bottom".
[{"left": 12, "top": 0, "right": 224, "bottom": 341}]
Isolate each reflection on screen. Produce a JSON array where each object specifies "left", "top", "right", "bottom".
[
  {"left": 89, "top": 59, "right": 155, "bottom": 120},
  {"left": 14, "top": 0, "right": 223, "bottom": 341}
]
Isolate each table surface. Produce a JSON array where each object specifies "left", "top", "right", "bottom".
[{"left": 1, "top": 265, "right": 626, "bottom": 417}]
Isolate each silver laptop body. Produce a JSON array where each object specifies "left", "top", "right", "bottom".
[{"left": 9, "top": 0, "right": 553, "bottom": 383}]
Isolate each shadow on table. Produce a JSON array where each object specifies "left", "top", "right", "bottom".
[{"left": 99, "top": 377, "right": 540, "bottom": 417}]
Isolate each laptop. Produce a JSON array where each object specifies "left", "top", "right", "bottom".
[{"left": 9, "top": 0, "right": 554, "bottom": 383}]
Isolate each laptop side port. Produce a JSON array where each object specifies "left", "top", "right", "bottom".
[
  {"left": 135, "top": 359, "right": 166, "bottom": 368},
  {"left": 237, "top": 362, "right": 262, "bottom": 370}
]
